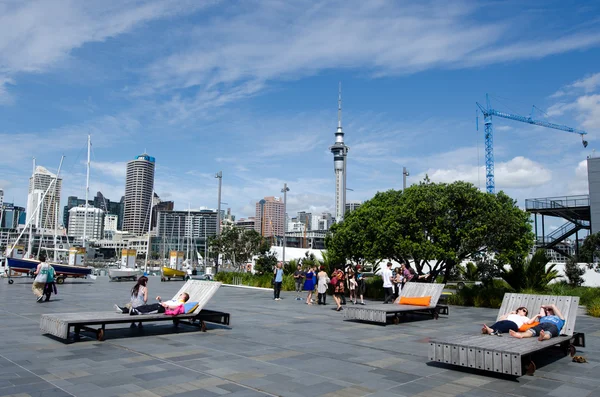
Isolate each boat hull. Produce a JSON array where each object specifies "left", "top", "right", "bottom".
[
  {"left": 6, "top": 257, "right": 92, "bottom": 278},
  {"left": 108, "top": 268, "right": 140, "bottom": 281},
  {"left": 161, "top": 266, "right": 188, "bottom": 281}
]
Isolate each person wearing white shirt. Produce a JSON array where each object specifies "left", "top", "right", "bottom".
[{"left": 382, "top": 262, "right": 394, "bottom": 304}]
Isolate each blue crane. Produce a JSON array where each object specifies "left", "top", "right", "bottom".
[{"left": 476, "top": 93, "right": 588, "bottom": 194}]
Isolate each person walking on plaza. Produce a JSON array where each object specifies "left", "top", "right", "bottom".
[
  {"left": 317, "top": 266, "right": 330, "bottom": 305},
  {"left": 355, "top": 264, "right": 367, "bottom": 305},
  {"left": 42, "top": 263, "right": 57, "bottom": 302},
  {"left": 293, "top": 264, "right": 305, "bottom": 301},
  {"left": 331, "top": 266, "right": 345, "bottom": 311},
  {"left": 32, "top": 254, "right": 54, "bottom": 303},
  {"left": 509, "top": 304, "right": 565, "bottom": 341},
  {"left": 273, "top": 262, "right": 284, "bottom": 301},
  {"left": 304, "top": 266, "right": 316, "bottom": 304},
  {"left": 382, "top": 262, "right": 394, "bottom": 304},
  {"left": 347, "top": 267, "right": 357, "bottom": 304}
]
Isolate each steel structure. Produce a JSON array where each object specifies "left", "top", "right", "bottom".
[{"left": 476, "top": 94, "right": 588, "bottom": 193}]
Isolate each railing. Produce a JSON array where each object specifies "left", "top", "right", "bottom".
[
  {"left": 538, "top": 220, "right": 589, "bottom": 246},
  {"left": 525, "top": 195, "right": 590, "bottom": 210}
]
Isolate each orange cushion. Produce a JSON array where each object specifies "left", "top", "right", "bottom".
[
  {"left": 519, "top": 322, "right": 540, "bottom": 332},
  {"left": 399, "top": 296, "right": 432, "bottom": 306}
]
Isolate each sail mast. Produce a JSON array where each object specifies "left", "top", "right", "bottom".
[
  {"left": 144, "top": 189, "right": 154, "bottom": 273},
  {"left": 82, "top": 134, "right": 91, "bottom": 252}
]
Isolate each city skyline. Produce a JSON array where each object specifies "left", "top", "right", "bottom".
[{"left": 1, "top": 2, "right": 600, "bottom": 229}]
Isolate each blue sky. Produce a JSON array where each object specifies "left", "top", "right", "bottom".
[{"left": 1, "top": 0, "right": 600, "bottom": 230}]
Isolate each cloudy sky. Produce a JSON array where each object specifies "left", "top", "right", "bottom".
[{"left": 1, "top": 0, "right": 600, "bottom": 235}]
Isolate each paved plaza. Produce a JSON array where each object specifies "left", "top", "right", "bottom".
[{"left": 0, "top": 276, "right": 599, "bottom": 397}]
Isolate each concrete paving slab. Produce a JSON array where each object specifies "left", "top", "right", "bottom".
[{"left": 0, "top": 276, "right": 598, "bottom": 397}]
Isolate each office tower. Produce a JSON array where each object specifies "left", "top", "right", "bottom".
[
  {"left": 0, "top": 188, "right": 3, "bottom": 207},
  {"left": 67, "top": 207, "right": 105, "bottom": 240},
  {"left": 330, "top": 83, "right": 349, "bottom": 223},
  {"left": 345, "top": 201, "right": 362, "bottom": 215},
  {"left": 235, "top": 217, "right": 256, "bottom": 231},
  {"left": 297, "top": 211, "right": 312, "bottom": 231},
  {"left": 104, "top": 214, "right": 119, "bottom": 232},
  {"left": 123, "top": 153, "right": 155, "bottom": 235},
  {"left": 26, "top": 166, "right": 62, "bottom": 230},
  {"left": 152, "top": 193, "right": 174, "bottom": 230},
  {"left": 254, "top": 196, "right": 284, "bottom": 238}
]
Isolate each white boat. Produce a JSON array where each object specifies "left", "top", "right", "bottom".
[{"left": 108, "top": 267, "right": 140, "bottom": 281}]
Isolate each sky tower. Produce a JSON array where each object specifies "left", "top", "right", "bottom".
[{"left": 330, "top": 83, "right": 349, "bottom": 223}]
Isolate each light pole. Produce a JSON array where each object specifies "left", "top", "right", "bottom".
[
  {"left": 402, "top": 167, "right": 410, "bottom": 190},
  {"left": 281, "top": 183, "right": 289, "bottom": 265},
  {"left": 215, "top": 171, "right": 222, "bottom": 273}
]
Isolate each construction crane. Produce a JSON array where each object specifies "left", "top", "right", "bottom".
[{"left": 476, "top": 93, "right": 588, "bottom": 194}]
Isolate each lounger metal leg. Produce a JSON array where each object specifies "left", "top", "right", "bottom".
[{"left": 201, "top": 321, "right": 207, "bottom": 332}]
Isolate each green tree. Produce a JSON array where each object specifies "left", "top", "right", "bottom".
[
  {"left": 564, "top": 256, "right": 586, "bottom": 287},
  {"left": 255, "top": 252, "right": 278, "bottom": 275},
  {"left": 326, "top": 180, "right": 534, "bottom": 282},
  {"left": 579, "top": 232, "right": 600, "bottom": 271},
  {"left": 209, "top": 227, "right": 269, "bottom": 271}
]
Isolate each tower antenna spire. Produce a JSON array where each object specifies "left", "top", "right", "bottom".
[{"left": 338, "top": 82, "right": 342, "bottom": 129}]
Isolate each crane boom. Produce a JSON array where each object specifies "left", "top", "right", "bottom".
[{"left": 476, "top": 94, "right": 587, "bottom": 194}]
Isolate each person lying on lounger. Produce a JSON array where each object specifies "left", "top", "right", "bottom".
[
  {"left": 482, "top": 306, "right": 532, "bottom": 335},
  {"left": 115, "top": 293, "right": 189, "bottom": 315},
  {"left": 509, "top": 304, "right": 565, "bottom": 341}
]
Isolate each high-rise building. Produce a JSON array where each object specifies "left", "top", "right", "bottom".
[
  {"left": 151, "top": 193, "right": 174, "bottom": 230},
  {"left": 297, "top": 211, "right": 312, "bottom": 230},
  {"left": 64, "top": 191, "right": 123, "bottom": 230},
  {"left": 104, "top": 214, "right": 119, "bottom": 232},
  {"left": 26, "top": 166, "right": 62, "bottom": 230},
  {"left": 330, "top": 84, "right": 349, "bottom": 223},
  {"left": 123, "top": 153, "right": 155, "bottom": 235},
  {"left": 0, "top": 203, "right": 25, "bottom": 229},
  {"left": 255, "top": 196, "right": 285, "bottom": 238},
  {"left": 67, "top": 206, "right": 105, "bottom": 240},
  {"left": 311, "top": 212, "right": 334, "bottom": 231},
  {"left": 345, "top": 201, "right": 362, "bottom": 214},
  {"left": 235, "top": 217, "right": 255, "bottom": 230},
  {"left": 0, "top": 188, "right": 3, "bottom": 207}
]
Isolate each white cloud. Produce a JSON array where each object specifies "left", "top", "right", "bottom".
[
  {"left": 551, "top": 72, "right": 600, "bottom": 98},
  {"left": 91, "top": 161, "right": 127, "bottom": 180},
  {"left": 0, "top": 76, "right": 14, "bottom": 104},
  {"left": 415, "top": 156, "right": 551, "bottom": 189},
  {"left": 136, "top": 1, "right": 600, "bottom": 118},
  {"left": 568, "top": 159, "right": 589, "bottom": 195},
  {"left": 495, "top": 125, "right": 513, "bottom": 132}
]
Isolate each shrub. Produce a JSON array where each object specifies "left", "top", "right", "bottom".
[
  {"left": 564, "top": 258, "right": 585, "bottom": 287},
  {"left": 587, "top": 297, "right": 600, "bottom": 317}
]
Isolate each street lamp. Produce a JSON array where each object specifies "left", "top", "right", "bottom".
[
  {"left": 402, "top": 167, "right": 410, "bottom": 190},
  {"left": 281, "top": 183, "right": 289, "bottom": 265},
  {"left": 215, "top": 171, "right": 222, "bottom": 273}
]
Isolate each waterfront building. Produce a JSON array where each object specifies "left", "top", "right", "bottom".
[
  {"left": 235, "top": 217, "right": 256, "bottom": 231},
  {"left": 330, "top": 84, "right": 349, "bottom": 223},
  {"left": 288, "top": 221, "right": 306, "bottom": 233},
  {"left": 297, "top": 211, "right": 312, "bottom": 231},
  {"left": 67, "top": 206, "right": 105, "bottom": 240},
  {"left": 123, "top": 153, "right": 155, "bottom": 235},
  {"left": 26, "top": 166, "right": 62, "bottom": 230},
  {"left": 255, "top": 196, "right": 284, "bottom": 238}
]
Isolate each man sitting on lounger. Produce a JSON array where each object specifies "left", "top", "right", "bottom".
[
  {"left": 115, "top": 293, "right": 189, "bottom": 315},
  {"left": 509, "top": 304, "right": 565, "bottom": 341}
]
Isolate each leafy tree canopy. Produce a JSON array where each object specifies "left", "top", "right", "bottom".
[
  {"left": 209, "top": 227, "right": 269, "bottom": 271},
  {"left": 326, "top": 180, "right": 534, "bottom": 282}
]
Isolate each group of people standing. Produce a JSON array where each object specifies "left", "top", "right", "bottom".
[
  {"left": 381, "top": 262, "right": 416, "bottom": 304},
  {"left": 31, "top": 254, "right": 57, "bottom": 303},
  {"left": 273, "top": 262, "right": 369, "bottom": 311}
]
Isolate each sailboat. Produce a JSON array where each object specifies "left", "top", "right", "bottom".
[{"left": 6, "top": 139, "right": 94, "bottom": 284}]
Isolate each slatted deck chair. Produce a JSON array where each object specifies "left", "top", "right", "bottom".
[
  {"left": 40, "top": 280, "right": 230, "bottom": 342},
  {"left": 344, "top": 283, "right": 446, "bottom": 325},
  {"left": 429, "top": 293, "right": 586, "bottom": 376}
]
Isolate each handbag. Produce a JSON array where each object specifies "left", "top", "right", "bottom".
[{"left": 330, "top": 276, "right": 338, "bottom": 285}]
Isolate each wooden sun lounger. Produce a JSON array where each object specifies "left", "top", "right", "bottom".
[
  {"left": 428, "top": 293, "right": 586, "bottom": 376},
  {"left": 40, "top": 280, "right": 230, "bottom": 342},
  {"left": 344, "top": 283, "right": 446, "bottom": 325}
]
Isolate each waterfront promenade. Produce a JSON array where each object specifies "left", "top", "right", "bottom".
[{"left": 1, "top": 277, "right": 599, "bottom": 397}]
